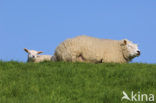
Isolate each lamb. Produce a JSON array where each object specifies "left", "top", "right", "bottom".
[
  {"left": 24, "top": 48, "right": 56, "bottom": 63},
  {"left": 54, "top": 35, "right": 141, "bottom": 63}
]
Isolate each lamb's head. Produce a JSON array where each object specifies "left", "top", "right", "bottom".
[
  {"left": 24, "top": 48, "right": 43, "bottom": 60},
  {"left": 120, "top": 39, "right": 140, "bottom": 61}
]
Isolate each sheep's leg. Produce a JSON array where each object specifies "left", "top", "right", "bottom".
[
  {"left": 95, "top": 59, "right": 103, "bottom": 63},
  {"left": 76, "top": 54, "right": 85, "bottom": 62}
]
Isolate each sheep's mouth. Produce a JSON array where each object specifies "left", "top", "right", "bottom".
[
  {"left": 136, "top": 54, "right": 140, "bottom": 57},
  {"left": 137, "top": 51, "right": 141, "bottom": 56},
  {"left": 132, "top": 52, "right": 141, "bottom": 57}
]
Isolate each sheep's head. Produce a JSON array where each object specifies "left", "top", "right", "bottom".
[
  {"left": 120, "top": 39, "right": 140, "bottom": 61},
  {"left": 24, "top": 48, "right": 43, "bottom": 60}
]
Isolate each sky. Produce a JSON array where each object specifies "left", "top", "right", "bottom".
[{"left": 0, "top": 0, "right": 156, "bottom": 63}]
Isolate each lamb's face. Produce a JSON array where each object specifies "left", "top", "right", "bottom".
[
  {"left": 121, "top": 39, "right": 140, "bottom": 59},
  {"left": 24, "top": 48, "right": 43, "bottom": 59},
  {"left": 27, "top": 50, "right": 38, "bottom": 59}
]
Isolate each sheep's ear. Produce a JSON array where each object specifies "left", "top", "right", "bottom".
[
  {"left": 120, "top": 39, "right": 127, "bottom": 46},
  {"left": 24, "top": 48, "right": 29, "bottom": 53},
  {"left": 37, "top": 51, "right": 43, "bottom": 54},
  {"left": 123, "top": 40, "right": 127, "bottom": 45},
  {"left": 122, "top": 39, "right": 127, "bottom": 45}
]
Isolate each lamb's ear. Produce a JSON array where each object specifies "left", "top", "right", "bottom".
[
  {"left": 24, "top": 48, "right": 29, "bottom": 53},
  {"left": 37, "top": 51, "right": 43, "bottom": 54}
]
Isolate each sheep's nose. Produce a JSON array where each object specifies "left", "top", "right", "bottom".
[{"left": 137, "top": 51, "right": 140, "bottom": 56}]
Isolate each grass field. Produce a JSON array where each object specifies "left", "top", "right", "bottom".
[{"left": 0, "top": 61, "right": 156, "bottom": 103}]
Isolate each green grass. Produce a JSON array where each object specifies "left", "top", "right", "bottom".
[{"left": 0, "top": 61, "right": 156, "bottom": 103}]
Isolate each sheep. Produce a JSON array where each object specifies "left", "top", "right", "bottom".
[
  {"left": 54, "top": 35, "right": 141, "bottom": 63},
  {"left": 24, "top": 48, "right": 56, "bottom": 63}
]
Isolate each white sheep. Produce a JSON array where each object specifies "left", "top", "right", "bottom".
[
  {"left": 54, "top": 35, "right": 141, "bottom": 63},
  {"left": 24, "top": 48, "right": 56, "bottom": 63}
]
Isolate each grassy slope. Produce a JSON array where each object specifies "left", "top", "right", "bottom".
[{"left": 0, "top": 61, "right": 156, "bottom": 103}]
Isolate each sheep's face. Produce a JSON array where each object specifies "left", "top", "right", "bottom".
[
  {"left": 24, "top": 48, "right": 43, "bottom": 59},
  {"left": 121, "top": 39, "right": 140, "bottom": 59}
]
